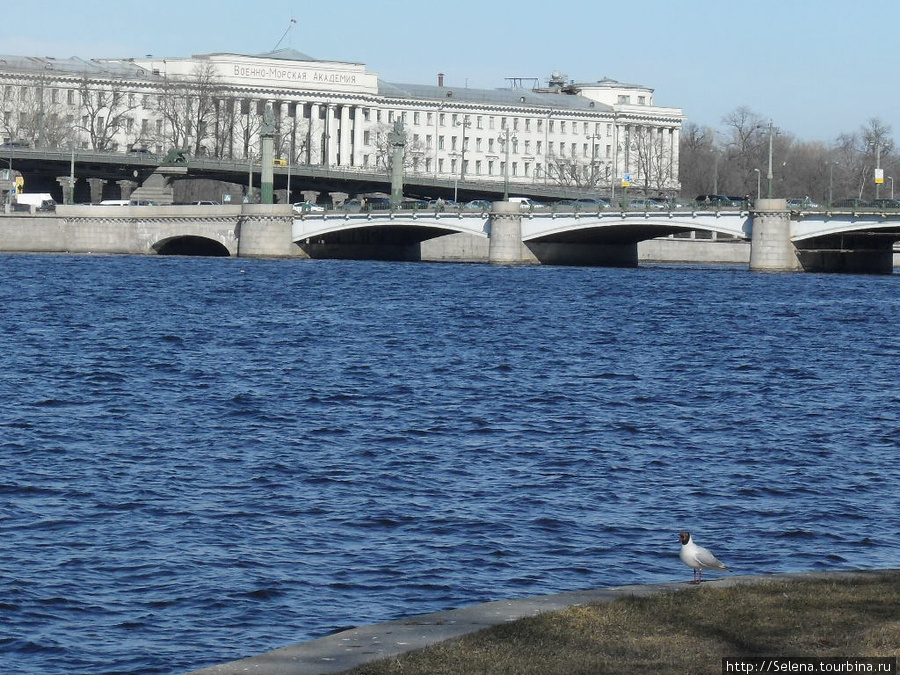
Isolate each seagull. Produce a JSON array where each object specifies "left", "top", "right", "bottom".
[{"left": 679, "top": 531, "right": 729, "bottom": 583}]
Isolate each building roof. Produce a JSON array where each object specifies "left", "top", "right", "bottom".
[
  {"left": 378, "top": 80, "right": 614, "bottom": 112},
  {"left": 0, "top": 54, "right": 156, "bottom": 79}
]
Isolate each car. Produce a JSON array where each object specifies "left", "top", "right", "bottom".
[
  {"left": 831, "top": 198, "right": 872, "bottom": 209},
  {"left": 464, "top": 199, "right": 493, "bottom": 211},
  {"left": 426, "top": 199, "right": 460, "bottom": 211},
  {"left": 871, "top": 198, "right": 900, "bottom": 209},
  {"left": 624, "top": 198, "right": 666, "bottom": 210},
  {"left": 507, "top": 197, "right": 546, "bottom": 210},
  {"left": 273, "top": 158, "right": 288, "bottom": 167},
  {"left": 553, "top": 198, "right": 609, "bottom": 211},
  {"left": 292, "top": 201, "right": 324, "bottom": 214},
  {"left": 695, "top": 194, "right": 740, "bottom": 207},
  {"left": 191, "top": 200, "right": 222, "bottom": 206},
  {"left": 787, "top": 198, "right": 820, "bottom": 209}
]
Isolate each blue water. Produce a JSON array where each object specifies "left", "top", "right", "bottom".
[{"left": 1, "top": 255, "right": 898, "bottom": 674}]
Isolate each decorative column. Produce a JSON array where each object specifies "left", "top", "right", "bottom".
[
  {"left": 260, "top": 105, "right": 276, "bottom": 204},
  {"left": 56, "top": 176, "right": 76, "bottom": 204},
  {"left": 749, "top": 199, "right": 800, "bottom": 272},
  {"left": 387, "top": 120, "right": 406, "bottom": 208}
]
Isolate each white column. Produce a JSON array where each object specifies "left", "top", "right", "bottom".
[
  {"left": 309, "top": 103, "right": 321, "bottom": 165},
  {"left": 352, "top": 106, "right": 364, "bottom": 167},
  {"left": 339, "top": 105, "right": 351, "bottom": 167}
]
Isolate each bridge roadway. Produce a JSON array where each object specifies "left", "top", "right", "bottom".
[
  {"left": 1, "top": 200, "right": 899, "bottom": 272},
  {"left": 1, "top": 147, "right": 598, "bottom": 204}
]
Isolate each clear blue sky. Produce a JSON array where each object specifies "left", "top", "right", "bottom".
[{"left": 6, "top": 0, "right": 897, "bottom": 143}]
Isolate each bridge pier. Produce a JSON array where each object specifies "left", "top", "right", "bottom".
[
  {"left": 488, "top": 202, "right": 530, "bottom": 264},
  {"left": 749, "top": 199, "right": 801, "bottom": 272}
]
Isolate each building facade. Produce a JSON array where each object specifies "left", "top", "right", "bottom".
[{"left": 0, "top": 49, "right": 684, "bottom": 196}]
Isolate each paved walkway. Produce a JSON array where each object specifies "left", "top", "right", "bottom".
[{"left": 186, "top": 569, "right": 890, "bottom": 675}]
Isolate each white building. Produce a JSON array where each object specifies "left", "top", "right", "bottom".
[{"left": 0, "top": 49, "right": 684, "bottom": 195}]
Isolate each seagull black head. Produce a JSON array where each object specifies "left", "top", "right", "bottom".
[{"left": 678, "top": 531, "right": 690, "bottom": 545}]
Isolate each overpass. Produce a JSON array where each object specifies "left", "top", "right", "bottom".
[{"left": 0, "top": 147, "right": 609, "bottom": 205}]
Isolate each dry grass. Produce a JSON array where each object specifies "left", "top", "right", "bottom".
[{"left": 345, "top": 572, "right": 899, "bottom": 675}]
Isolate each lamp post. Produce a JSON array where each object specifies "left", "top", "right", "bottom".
[
  {"left": 754, "top": 168, "right": 761, "bottom": 200},
  {"left": 873, "top": 142, "right": 883, "bottom": 200},
  {"left": 890, "top": 176, "right": 894, "bottom": 199},
  {"left": 828, "top": 161, "right": 837, "bottom": 207},
  {"left": 455, "top": 115, "right": 470, "bottom": 203},
  {"left": 766, "top": 120, "right": 775, "bottom": 199},
  {"left": 498, "top": 127, "right": 517, "bottom": 200},
  {"left": 586, "top": 132, "right": 601, "bottom": 192}
]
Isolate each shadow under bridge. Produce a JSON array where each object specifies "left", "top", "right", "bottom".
[{"left": 292, "top": 211, "right": 490, "bottom": 261}]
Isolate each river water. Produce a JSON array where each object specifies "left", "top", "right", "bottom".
[{"left": 1, "top": 254, "right": 898, "bottom": 674}]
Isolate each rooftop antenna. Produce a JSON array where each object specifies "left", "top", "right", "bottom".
[{"left": 273, "top": 16, "right": 298, "bottom": 51}]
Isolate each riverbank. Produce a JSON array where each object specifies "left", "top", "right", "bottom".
[{"left": 186, "top": 569, "right": 899, "bottom": 675}]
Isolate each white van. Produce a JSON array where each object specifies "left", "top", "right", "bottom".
[
  {"left": 507, "top": 197, "right": 545, "bottom": 211},
  {"left": 99, "top": 199, "right": 130, "bottom": 206},
  {"left": 15, "top": 193, "right": 56, "bottom": 211}
]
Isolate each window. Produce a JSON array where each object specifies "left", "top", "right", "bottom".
[
  {"left": 451, "top": 136, "right": 457, "bottom": 151},
  {"left": 489, "top": 116, "right": 495, "bottom": 130},
  {"left": 607, "top": 123, "right": 613, "bottom": 136},
  {"left": 561, "top": 121, "right": 566, "bottom": 134},
  {"left": 476, "top": 116, "right": 483, "bottom": 129},
  {"left": 414, "top": 111, "right": 421, "bottom": 125},
  {"left": 438, "top": 136, "right": 445, "bottom": 150},
  {"left": 549, "top": 120, "right": 554, "bottom": 133},
  {"left": 363, "top": 130, "right": 371, "bottom": 145},
  {"left": 618, "top": 95, "right": 631, "bottom": 104},
  {"left": 548, "top": 141, "right": 554, "bottom": 156},
  {"left": 427, "top": 112, "right": 433, "bottom": 125},
  {"left": 524, "top": 140, "right": 531, "bottom": 154},
  {"left": 476, "top": 160, "right": 482, "bottom": 175},
  {"left": 488, "top": 138, "right": 495, "bottom": 152},
  {"left": 638, "top": 96, "right": 646, "bottom": 105},
  {"left": 525, "top": 118, "right": 531, "bottom": 132},
  {"left": 439, "top": 113, "right": 446, "bottom": 126},
  {"left": 68, "top": 89, "right": 75, "bottom": 105},
  {"left": 536, "top": 140, "right": 542, "bottom": 155},
  {"left": 488, "top": 160, "right": 494, "bottom": 175},
  {"left": 426, "top": 134, "right": 433, "bottom": 150},
  {"left": 476, "top": 138, "right": 483, "bottom": 151},
  {"left": 537, "top": 119, "right": 543, "bottom": 132}
]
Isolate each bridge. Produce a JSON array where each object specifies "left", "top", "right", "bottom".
[{"left": 1, "top": 198, "right": 898, "bottom": 273}]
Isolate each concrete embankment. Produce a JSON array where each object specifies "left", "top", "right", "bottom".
[{"left": 185, "top": 569, "right": 895, "bottom": 675}]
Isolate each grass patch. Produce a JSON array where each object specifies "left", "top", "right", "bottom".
[{"left": 345, "top": 572, "right": 899, "bottom": 675}]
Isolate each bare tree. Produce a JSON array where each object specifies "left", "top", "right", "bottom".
[
  {"left": 153, "top": 62, "right": 223, "bottom": 155},
  {"left": 76, "top": 77, "right": 139, "bottom": 151},
  {"left": 1, "top": 74, "right": 73, "bottom": 148},
  {"left": 372, "top": 122, "right": 424, "bottom": 172}
]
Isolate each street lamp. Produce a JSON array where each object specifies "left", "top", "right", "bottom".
[
  {"left": 766, "top": 120, "right": 776, "bottom": 199},
  {"left": 870, "top": 141, "right": 883, "bottom": 200},
  {"left": 753, "top": 168, "right": 761, "bottom": 200},
  {"left": 497, "top": 127, "right": 517, "bottom": 200},
  {"left": 586, "top": 132, "right": 601, "bottom": 191},
  {"left": 890, "top": 176, "right": 894, "bottom": 199},
  {"left": 455, "top": 115, "right": 471, "bottom": 202},
  {"left": 828, "top": 161, "right": 838, "bottom": 207}
]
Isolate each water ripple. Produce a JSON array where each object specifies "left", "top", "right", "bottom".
[{"left": 0, "top": 256, "right": 898, "bottom": 674}]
